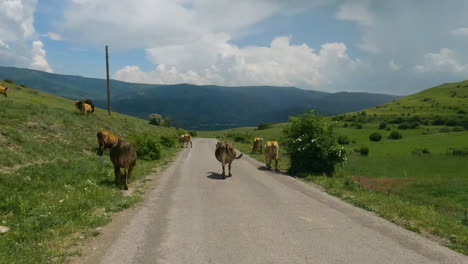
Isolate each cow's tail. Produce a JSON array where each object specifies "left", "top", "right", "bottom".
[{"left": 235, "top": 153, "right": 243, "bottom": 159}]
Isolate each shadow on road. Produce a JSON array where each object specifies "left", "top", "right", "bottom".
[
  {"left": 206, "top": 172, "right": 228, "bottom": 180},
  {"left": 257, "top": 166, "right": 290, "bottom": 176}
]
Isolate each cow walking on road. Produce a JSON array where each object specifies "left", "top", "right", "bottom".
[
  {"left": 264, "top": 141, "right": 280, "bottom": 171},
  {"left": 215, "top": 141, "right": 243, "bottom": 179}
]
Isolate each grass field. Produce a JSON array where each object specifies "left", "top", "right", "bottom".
[
  {"left": 198, "top": 80, "right": 468, "bottom": 254},
  {"left": 0, "top": 81, "right": 180, "bottom": 263}
]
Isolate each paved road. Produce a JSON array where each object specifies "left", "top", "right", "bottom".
[{"left": 88, "top": 138, "right": 467, "bottom": 264}]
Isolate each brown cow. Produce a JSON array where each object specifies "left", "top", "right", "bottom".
[
  {"left": 97, "top": 130, "right": 137, "bottom": 190},
  {"left": 215, "top": 141, "right": 243, "bottom": 179},
  {"left": 264, "top": 141, "right": 280, "bottom": 171},
  {"left": 0, "top": 85, "right": 8, "bottom": 97},
  {"left": 75, "top": 99, "right": 95, "bottom": 116},
  {"left": 179, "top": 134, "right": 192, "bottom": 148},
  {"left": 251, "top": 137, "right": 263, "bottom": 154}
]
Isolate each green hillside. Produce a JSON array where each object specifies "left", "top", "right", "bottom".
[
  {"left": 0, "top": 81, "right": 179, "bottom": 263},
  {"left": 366, "top": 80, "right": 468, "bottom": 116},
  {"left": 199, "top": 80, "right": 468, "bottom": 254}
]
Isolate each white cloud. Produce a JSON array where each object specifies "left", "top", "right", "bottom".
[
  {"left": 115, "top": 36, "right": 360, "bottom": 90},
  {"left": 44, "top": 32, "right": 64, "bottom": 41},
  {"left": 0, "top": 0, "right": 37, "bottom": 42},
  {"left": 415, "top": 48, "right": 468, "bottom": 74},
  {"left": 389, "top": 59, "right": 401, "bottom": 71},
  {"left": 30, "top": 41, "right": 53, "bottom": 73},
  {"left": 450, "top": 27, "right": 468, "bottom": 37}
]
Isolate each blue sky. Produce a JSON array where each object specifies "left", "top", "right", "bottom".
[{"left": 1, "top": 0, "right": 468, "bottom": 95}]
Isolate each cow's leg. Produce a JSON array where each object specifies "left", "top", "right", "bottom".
[
  {"left": 190, "top": 141, "right": 192, "bottom": 148},
  {"left": 228, "top": 162, "right": 232, "bottom": 177},
  {"left": 275, "top": 159, "right": 279, "bottom": 171},
  {"left": 124, "top": 167, "right": 130, "bottom": 190},
  {"left": 114, "top": 167, "right": 121, "bottom": 188}
]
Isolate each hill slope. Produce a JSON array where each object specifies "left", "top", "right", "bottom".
[
  {"left": 365, "top": 80, "right": 468, "bottom": 116},
  {"left": 0, "top": 81, "right": 179, "bottom": 263},
  {"left": 0, "top": 66, "right": 399, "bottom": 130}
]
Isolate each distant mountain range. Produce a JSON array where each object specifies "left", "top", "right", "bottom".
[{"left": 0, "top": 66, "right": 400, "bottom": 130}]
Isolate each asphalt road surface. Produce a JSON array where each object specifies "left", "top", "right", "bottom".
[{"left": 83, "top": 138, "right": 467, "bottom": 264}]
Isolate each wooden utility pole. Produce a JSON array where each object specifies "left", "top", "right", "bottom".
[{"left": 106, "top": 45, "right": 111, "bottom": 115}]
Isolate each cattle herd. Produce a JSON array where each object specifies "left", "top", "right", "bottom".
[{"left": 1, "top": 87, "right": 280, "bottom": 189}]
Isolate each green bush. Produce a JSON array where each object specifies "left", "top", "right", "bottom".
[
  {"left": 130, "top": 132, "right": 162, "bottom": 160},
  {"left": 3, "top": 79, "right": 13, "bottom": 83},
  {"left": 359, "top": 146, "right": 369, "bottom": 156},
  {"left": 388, "top": 131, "right": 402, "bottom": 140},
  {"left": 226, "top": 133, "right": 251, "bottom": 143},
  {"left": 412, "top": 148, "right": 430, "bottom": 155},
  {"left": 283, "top": 111, "right": 346, "bottom": 176},
  {"left": 439, "top": 127, "right": 451, "bottom": 133},
  {"left": 148, "top": 113, "right": 163, "bottom": 126},
  {"left": 337, "top": 135, "right": 350, "bottom": 145},
  {"left": 378, "top": 122, "right": 387, "bottom": 129},
  {"left": 369, "top": 132, "right": 382, "bottom": 142},
  {"left": 162, "top": 117, "right": 173, "bottom": 127},
  {"left": 258, "top": 122, "right": 273, "bottom": 130},
  {"left": 160, "top": 135, "right": 176, "bottom": 148},
  {"left": 353, "top": 123, "right": 363, "bottom": 129},
  {"left": 447, "top": 147, "right": 468, "bottom": 156},
  {"left": 453, "top": 126, "right": 465, "bottom": 132}
]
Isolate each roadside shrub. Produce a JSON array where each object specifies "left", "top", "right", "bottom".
[
  {"left": 337, "top": 135, "right": 350, "bottom": 145},
  {"left": 378, "top": 122, "right": 387, "bottom": 130},
  {"left": 283, "top": 111, "right": 346, "bottom": 176},
  {"left": 188, "top": 130, "right": 197, "bottom": 137},
  {"left": 388, "top": 117, "right": 405, "bottom": 124},
  {"left": 148, "top": 113, "right": 163, "bottom": 126},
  {"left": 343, "top": 123, "right": 349, "bottom": 128},
  {"left": 19, "top": 84, "right": 26, "bottom": 88},
  {"left": 412, "top": 148, "right": 430, "bottom": 155},
  {"left": 457, "top": 109, "right": 466, "bottom": 114},
  {"left": 359, "top": 146, "right": 369, "bottom": 156},
  {"left": 258, "top": 122, "right": 273, "bottom": 130},
  {"left": 453, "top": 126, "right": 465, "bottom": 132},
  {"left": 369, "top": 132, "right": 382, "bottom": 142},
  {"left": 432, "top": 116, "right": 445, "bottom": 126},
  {"left": 159, "top": 135, "right": 176, "bottom": 148},
  {"left": 130, "top": 132, "right": 162, "bottom": 160},
  {"left": 447, "top": 147, "right": 468, "bottom": 156},
  {"left": 388, "top": 131, "right": 402, "bottom": 140},
  {"left": 3, "top": 79, "right": 13, "bottom": 83}
]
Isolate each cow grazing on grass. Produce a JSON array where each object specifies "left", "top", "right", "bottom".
[
  {"left": 251, "top": 137, "right": 263, "bottom": 154},
  {"left": 179, "top": 134, "right": 192, "bottom": 148},
  {"left": 0, "top": 85, "right": 8, "bottom": 97},
  {"left": 215, "top": 141, "right": 243, "bottom": 179},
  {"left": 75, "top": 99, "right": 95, "bottom": 116},
  {"left": 97, "top": 130, "right": 137, "bottom": 190},
  {"left": 264, "top": 141, "right": 280, "bottom": 171}
]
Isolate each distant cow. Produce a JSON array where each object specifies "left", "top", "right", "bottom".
[
  {"left": 0, "top": 85, "right": 8, "bottom": 97},
  {"left": 251, "top": 137, "right": 263, "bottom": 154},
  {"left": 75, "top": 99, "right": 95, "bottom": 116},
  {"left": 215, "top": 141, "right": 243, "bottom": 179},
  {"left": 264, "top": 141, "right": 280, "bottom": 171},
  {"left": 179, "top": 134, "right": 192, "bottom": 148},
  {"left": 97, "top": 130, "right": 137, "bottom": 190}
]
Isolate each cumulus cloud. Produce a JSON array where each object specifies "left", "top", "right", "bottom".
[
  {"left": 415, "top": 48, "right": 468, "bottom": 74},
  {"left": 30, "top": 41, "right": 53, "bottom": 73},
  {"left": 115, "top": 36, "right": 360, "bottom": 90},
  {"left": 44, "top": 32, "right": 64, "bottom": 41},
  {"left": 450, "top": 27, "right": 468, "bottom": 37}
]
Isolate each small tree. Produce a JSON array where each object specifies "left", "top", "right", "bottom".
[
  {"left": 258, "top": 122, "right": 273, "bottom": 130},
  {"left": 369, "top": 132, "right": 382, "bottom": 142},
  {"left": 148, "top": 113, "right": 163, "bottom": 126},
  {"left": 388, "top": 131, "right": 403, "bottom": 140},
  {"left": 283, "top": 111, "right": 346, "bottom": 176},
  {"left": 162, "top": 117, "right": 173, "bottom": 127}
]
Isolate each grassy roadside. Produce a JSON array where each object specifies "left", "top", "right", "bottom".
[
  {"left": 199, "top": 122, "right": 468, "bottom": 255},
  {"left": 0, "top": 81, "right": 180, "bottom": 263}
]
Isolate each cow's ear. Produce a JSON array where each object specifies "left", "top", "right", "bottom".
[{"left": 5, "top": 87, "right": 7, "bottom": 91}]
